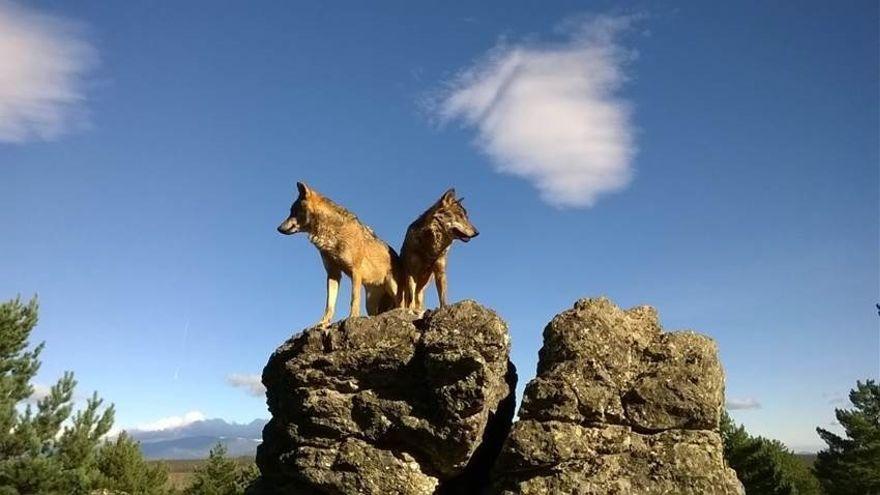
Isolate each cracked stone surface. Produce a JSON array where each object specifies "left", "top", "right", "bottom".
[
  {"left": 249, "top": 301, "right": 517, "bottom": 495},
  {"left": 489, "top": 297, "right": 743, "bottom": 495}
]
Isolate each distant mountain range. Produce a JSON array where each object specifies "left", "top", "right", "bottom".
[
  {"left": 128, "top": 418, "right": 267, "bottom": 460},
  {"left": 128, "top": 417, "right": 820, "bottom": 462}
]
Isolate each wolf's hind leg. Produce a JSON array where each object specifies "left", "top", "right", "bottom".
[
  {"left": 385, "top": 275, "right": 404, "bottom": 309},
  {"left": 365, "top": 288, "right": 382, "bottom": 316},
  {"left": 416, "top": 286, "right": 427, "bottom": 312},
  {"left": 349, "top": 272, "right": 363, "bottom": 318}
]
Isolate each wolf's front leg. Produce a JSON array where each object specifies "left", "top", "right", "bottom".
[
  {"left": 319, "top": 271, "right": 341, "bottom": 328},
  {"left": 405, "top": 275, "right": 417, "bottom": 310},
  {"left": 414, "top": 272, "right": 432, "bottom": 312},
  {"left": 433, "top": 258, "right": 448, "bottom": 307},
  {"left": 349, "top": 272, "right": 362, "bottom": 318}
]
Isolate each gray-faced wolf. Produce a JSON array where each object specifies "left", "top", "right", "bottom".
[
  {"left": 400, "top": 188, "right": 479, "bottom": 311},
  {"left": 277, "top": 182, "right": 403, "bottom": 327}
]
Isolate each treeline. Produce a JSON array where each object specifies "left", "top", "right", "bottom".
[
  {"left": 721, "top": 412, "right": 821, "bottom": 494},
  {"left": 721, "top": 378, "right": 879, "bottom": 495},
  {"left": 0, "top": 297, "right": 877, "bottom": 494},
  {"left": 0, "top": 298, "right": 256, "bottom": 495}
]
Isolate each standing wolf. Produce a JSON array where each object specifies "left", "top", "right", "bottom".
[
  {"left": 277, "top": 182, "right": 403, "bottom": 327},
  {"left": 400, "top": 188, "right": 479, "bottom": 311}
]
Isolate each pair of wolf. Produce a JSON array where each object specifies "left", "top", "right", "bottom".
[{"left": 277, "top": 182, "right": 479, "bottom": 327}]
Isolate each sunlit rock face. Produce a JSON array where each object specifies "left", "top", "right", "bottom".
[
  {"left": 250, "top": 301, "right": 517, "bottom": 495},
  {"left": 489, "top": 297, "right": 743, "bottom": 495},
  {"left": 248, "top": 297, "right": 743, "bottom": 495}
]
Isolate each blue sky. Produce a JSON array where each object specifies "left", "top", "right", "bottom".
[{"left": 0, "top": 1, "right": 877, "bottom": 451}]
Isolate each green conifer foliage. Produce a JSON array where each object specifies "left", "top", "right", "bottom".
[
  {"left": 183, "top": 443, "right": 258, "bottom": 495},
  {"left": 95, "top": 433, "right": 171, "bottom": 494},
  {"left": 0, "top": 296, "right": 170, "bottom": 494},
  {"left": 814, "top": 380, "right": 880, "bottom": 495},
  {"left": 720, "top": 411, "right": 821, "bottom": 495}
]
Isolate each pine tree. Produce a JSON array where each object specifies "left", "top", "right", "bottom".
[
  {"left": 0, "top": 297, "right": 74, "bottom": 493},
  {"left": 814, "top": 379, "right": 880, "bottom": 494},
  {"left": 721, "top": 412, "right": 792, "bottom": 495},
  {"left": 235, "top": 464, "right": 259, "bottom": 494},
  {"left": 55, "top": 393, "right": 116, "bottom": 492},
  {"left": 0, "top": 296, "right": 169, "bottom": 494},
  {"left": 720, "top": 411, "right": 821, "bottom": 495},
  {"left": 764, "top": 438, "right": 822, "bottom": 495},
  {"left": 184, "top": 443, "right": 258, "bottom": 495},
  {"left": 94, "top": 432, "right": 170, "bottom": 494}
]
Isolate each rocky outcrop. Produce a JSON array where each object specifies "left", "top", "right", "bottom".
[
  {"left": 250, "top": 301, "right": 517, "bottom": 495},
  {"left": 489, "top": 298, "right": 743, "bottom": 494},
  {"left": 250, "top": 297, "right": 743, "bottom": 495}
]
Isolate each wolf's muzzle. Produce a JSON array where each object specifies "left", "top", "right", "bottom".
[
  {"left": 460, "top": 230, "right": 478, "bottom": 242},
  {"left": 277, "top": 224, "right": 297, "bottom": 235}
]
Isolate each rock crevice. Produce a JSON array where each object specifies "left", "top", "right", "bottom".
[
  {"left": 251, "top": 301, "right": 516, "bottom": 494},
  {"left": 250, "top": 297, "right": 742, "bottom": 495},
  {"left": 489, "top": 297, "right": 742, "bottom": 495}
]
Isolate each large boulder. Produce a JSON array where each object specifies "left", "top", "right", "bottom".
[
  {"left": 490, "top": 298, "right": 743, "bottom": 495},
  {"left": 251, "top": 301, "right": 517, "bottom": 495}
]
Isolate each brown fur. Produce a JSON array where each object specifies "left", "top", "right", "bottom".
[
  {"left": 277, "top": 182, "right": 403, "bottom": 327},
  {"left": 400, "top": 188, "right": 479, "bottom": 311}
]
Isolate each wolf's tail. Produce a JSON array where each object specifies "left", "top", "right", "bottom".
[{"left": 377, "top": 245, "right": 406, "bottom": 314}]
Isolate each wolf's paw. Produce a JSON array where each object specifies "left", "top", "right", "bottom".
[{"left": 406, "top": 308, "right": 427, "bottom": 319}]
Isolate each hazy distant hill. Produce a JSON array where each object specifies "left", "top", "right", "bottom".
[{"left": 129, "top": 418, "right": 267, "bottom": 460}]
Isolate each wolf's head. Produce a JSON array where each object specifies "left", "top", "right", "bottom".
[
  {"left": 277, "top": 182, "right": 317, "bottom": 235},
  {"left": 434, "top": 188, "right": 479, "bottom": 243}
]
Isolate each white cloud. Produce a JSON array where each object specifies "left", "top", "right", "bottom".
[
  {"left": 25, "top": 383, "right": 52, "bottom": 404},
  {"left": 435, "top": 14, "right": 640, "bottom": 208},
  {"left": 133, "top": 410, "right": 206, "bottom": 432},
  {"left": 0, "top": 1, "right": 96, "bottom": 143},
  {"left": 226, "top": 373, "right": 265, "bottom": 397},
  {"left": 726, "top": 397, "right": 761, "bottom": 410}
]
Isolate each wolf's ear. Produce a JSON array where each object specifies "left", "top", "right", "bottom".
[
  {"left": 440, "top": 188, "right": 456, "bottom": 204},
  {"left": 296, "top": 182, "right": 313, "bottom": 199}
]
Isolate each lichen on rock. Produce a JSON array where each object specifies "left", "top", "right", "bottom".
[
  {"left": 250, "top": 297, "right": 743, "bottom": 495},
  {"left": 250, "top": 301, "right": 517, "bottom": 495},
  {"left": 489, "top": 297, "right": 743, "bottom": 495}
]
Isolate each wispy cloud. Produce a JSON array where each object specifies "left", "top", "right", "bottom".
[
  {"left": 226, "top": 373, "right": 265, "bottom": 397},
  {"left": 134, "top": 410, "right": 206, "bottom": 432},
  {"left": 822, "top": 391, "right": 848, "bottom": 406},
  {"left": 24, "top": 383, "right": 87, "bottom": 405},
  {"left": 0, "top": 1, "right": 97, "bottom": 143},
  {"left": 434, "top": 14, "right": 641, "bottom": 208},
  {"left": 727, "top": 397, "right": 761, "bottom": 410},
  {"left": 25, "top": 383, "right": 52, "bottom": 404}
]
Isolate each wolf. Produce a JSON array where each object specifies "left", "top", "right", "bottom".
[
  {"left": 400, "top": 188, "right": 479, "bottom": 311},
  {"left": 277, "top": 182, "right": 403, "bottom": 327}
]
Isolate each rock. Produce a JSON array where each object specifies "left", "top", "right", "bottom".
[
  {"left": 490, "top": 297, "right": 743, "bottom": 495},
  {"left": 251, "top": 297, "right": 743, "bottom": 494},
  {"left": 251, "top": 301, "right": 517, "bottom": 495}
]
